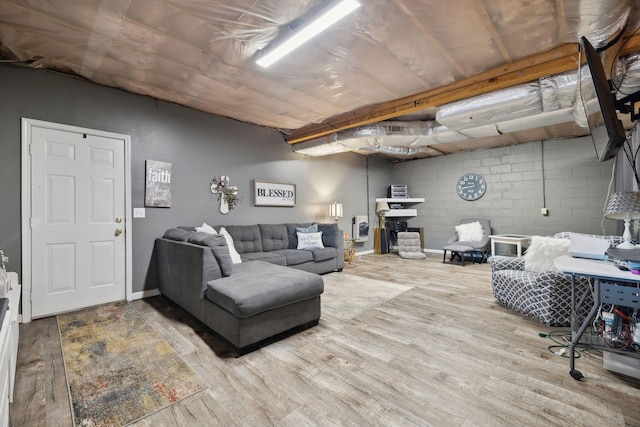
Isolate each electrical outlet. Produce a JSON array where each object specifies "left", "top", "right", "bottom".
[
  {"left": 133, "top": 208, "right": 146, "bottom": 218},
  {"left": 541, "top": 208, "right": 549, "bottom": 216}
]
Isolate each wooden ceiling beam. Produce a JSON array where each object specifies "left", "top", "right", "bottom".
[{"left": 286, "top": 32, "right": 640, "bottom": 145}]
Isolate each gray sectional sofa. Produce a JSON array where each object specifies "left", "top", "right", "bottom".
[
  {"left": 154, "top": 222, "right": 343, "bottom": 354},
  {"left": 202, "top": 223, "right": 344, "bottom": 274}
]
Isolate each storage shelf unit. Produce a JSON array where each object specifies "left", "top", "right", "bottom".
[{"left": 375, "top": 197, "right": 424, "bottom": 218}]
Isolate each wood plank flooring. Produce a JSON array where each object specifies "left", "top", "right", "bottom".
[{"left": 9, "top": 253, "right": 640, "bottom": 426}]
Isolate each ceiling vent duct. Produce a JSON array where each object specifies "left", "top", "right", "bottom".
[
  {"left": 615, "top": 53, "right": 640, "bottom": 97},
  {"left": 294, "top": 50, "right": 640, "bottom": 158},
  {"left": 331, "top": 120, "right": 468, "bottom": 149},
  {"left": 292, "top": 136, "right": 351, "bottom": 156}
]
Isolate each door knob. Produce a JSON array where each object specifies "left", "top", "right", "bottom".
[
  {"left": 115, "top": 217, "right": 122, "bottom": 223},
  {"left": 115, "top": 229, "right": 122, "bottom": 237}
]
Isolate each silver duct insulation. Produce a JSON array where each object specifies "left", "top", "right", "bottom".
[
  {"left": 312, "top": 53, "right": 640, "bottom": 156},
  {"left": 437, "top": 67, "right": 596, "bottom": 136},
  {"left": 615, "top": 53, "right": 640, "bottom": 97},
  {"left": 568, "top": 0, "right": 632, "bottom": 47},
  {"left": 351, "top": 145, "right": 429, "bottom": 157}
]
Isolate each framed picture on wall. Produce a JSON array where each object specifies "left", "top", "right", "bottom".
[
  {"left": 254, "top": 180, "right": 295, "bottom": 207},
  {"left": 145, "top": 160, "right": 172, "bottom": 207}
]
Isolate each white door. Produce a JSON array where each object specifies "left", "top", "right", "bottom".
[{"left": 30, "top": 126, "right": 126, "bottom": 318}]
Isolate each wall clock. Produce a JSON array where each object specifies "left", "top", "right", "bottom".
[{"left": 456, "top": 173, "right": 487, "bottom": 201}]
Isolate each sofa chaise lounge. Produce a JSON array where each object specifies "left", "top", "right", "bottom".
[{"left": 154, "top": 222, "right": 343, "bottom": 353}]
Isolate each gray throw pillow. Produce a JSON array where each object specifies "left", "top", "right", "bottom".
[
  {"left": 296, "top": 223, "right": 318, "bottom": 234},
  {"left": 187, "top": 233, "right": 234, "bottom": 277},
  {"left": 163, "top": 228, "right": 192, "bottom": 241},
  {"left": 188, "top": 232, "right": 217, "bottom": 245},
  {"left": 202, "top": 235, "right": 234, "bottom": 277}
]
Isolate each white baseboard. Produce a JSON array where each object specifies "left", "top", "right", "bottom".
[
  {"left": 356, "top": 249, "right": 442, "bottom": 255},
  {"left": 424, "top": 248, "right": 444, "bottom": 254},
  {"left": 356, "top": 249, "right": 374, "bottom": 255},
  {"left": 131, "top": 288, "right": 161, "bottom": 300}
]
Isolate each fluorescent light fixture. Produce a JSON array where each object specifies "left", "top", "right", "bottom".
[{"left": 256, "top": 0, "right": 361, "bottom": 68}]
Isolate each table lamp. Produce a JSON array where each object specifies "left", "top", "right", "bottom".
[
  {"left": 605, "top": 192, "right": 640, "bottom": 249},
  {"left": 329, "top": 202, "right": 343, "bottom": 224},
  {"left": 376, "top": 201, "right": 390, "bottom": 228}
]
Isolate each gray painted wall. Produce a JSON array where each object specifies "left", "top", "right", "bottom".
[
  {"left": 391, "top": 138, "right": 617, "bottom": 253},
  {"left": 0, "top": 64, "right": 391, "bottom": 293},
  {"left": 2, "top": 63, "right": 616, "bottom": 294}
]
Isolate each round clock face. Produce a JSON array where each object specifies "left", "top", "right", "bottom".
[{"left": 457, "top": 173, "right": 487, "bottom": 201}]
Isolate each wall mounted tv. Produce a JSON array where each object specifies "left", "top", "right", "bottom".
[{"left": 580, "top": 36, "right": 627, "bottom": 162}]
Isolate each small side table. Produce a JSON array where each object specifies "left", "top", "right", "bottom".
[
  {"left": 489, "top": 234, "right": 530, "bottom": 257},
  {"left": 374, "top": 228, "right": 389, "bottom": 254},
  {"left": 344, "top": 239, "right": 357, "bottom": 267}
]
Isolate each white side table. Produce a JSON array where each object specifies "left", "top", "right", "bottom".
[{"left": 489, "top": 234, "right": 530, "bottom": 257}]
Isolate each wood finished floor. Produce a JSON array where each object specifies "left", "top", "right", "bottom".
[{"left": 9, "top": 253, "right": 640, "bottom": 426}]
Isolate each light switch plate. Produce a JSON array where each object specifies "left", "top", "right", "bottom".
[{"left": 133, "top": 208, "right": 146, "bottom": 218}]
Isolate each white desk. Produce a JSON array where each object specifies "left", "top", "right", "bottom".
[
  {"left": 554, "top": 255, "right": 640, "bottom": 380},
  {"left": 554, "top": 255, "right": 640, "bottom": 281},
  {"left": 489, "top": 234, "right": 530, "bottom": 257}
]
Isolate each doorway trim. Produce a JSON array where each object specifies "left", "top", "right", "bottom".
[{"left": 21, "top": 118, "right": 133, "bottom": 322}]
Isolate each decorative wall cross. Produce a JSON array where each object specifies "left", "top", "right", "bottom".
[{"left": 210, "top": 175, "right": 239, "bottom": 214}]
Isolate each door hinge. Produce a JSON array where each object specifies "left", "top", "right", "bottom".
[
  {"left": 29, "top": 217, "right": 32, "bottom": 228},
  {"left": 29, "top": 143, "right": 32, "bottom": 155}
]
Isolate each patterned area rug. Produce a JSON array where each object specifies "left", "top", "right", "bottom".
[
  {"left": 58, "top": 302, "right": 206, "bottom": 426},
  {"left": 321, "top": 273, "right": 413, "bottom": 321}
]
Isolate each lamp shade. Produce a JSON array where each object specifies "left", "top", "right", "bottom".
[
  {"left": 605, "top": 192, "right": 640, "bottom": 249},
  {"left": 376, "top": 201, "right": 390, "bottom": 213},
  {"left": 605, "top": 192, "right": 640, "bottom": 219},
  {"left": 330, "top": 202, "right": 343, "bottom": 219}
]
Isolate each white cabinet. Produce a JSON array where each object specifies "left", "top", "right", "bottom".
[
  {"left": 0, "top": 301, "right": 10, "bottom": 427},
  {"left": 6, "top": 275, "right": 19, "bottom": 403},
  {"left": 1, "top": 272, "right": 20, "bottom": 426},
  {"left": 375, "top": 197, "right": 424, "bottom": 218}
]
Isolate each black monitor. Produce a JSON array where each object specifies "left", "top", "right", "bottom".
[{"left": 580, "top": 36, "right": 627, "bottom": 162}]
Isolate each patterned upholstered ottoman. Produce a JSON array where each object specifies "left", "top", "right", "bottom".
[
  {"left": 488, "top": 232, "right": 623, "bottom": 326},
  {"left": 489, "top": 256, "right": 592, "bottom": 326}
]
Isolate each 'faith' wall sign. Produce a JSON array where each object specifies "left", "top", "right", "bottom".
[{"left": 145, "top": 160, "right": 172, "bottom": 207}]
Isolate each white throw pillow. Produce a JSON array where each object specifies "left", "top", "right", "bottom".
[
  {"left": 195, "top": 222, "right": 217, "bottom": 234},
  {"left": 297, "top": 231, "right": 324, "bottom": 250},
  {"left": 523, "top": 236, "right": 570, "bottom": 272},
  {"left": 219, "top": 227, "right": 242, "bottom": 264},
  {"left": 455, "top": 221, "right": 484, "bottom": 242}
]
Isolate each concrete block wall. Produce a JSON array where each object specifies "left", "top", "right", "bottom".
[{"left": 391, "top": 136, "right": 617, "bottom": 251}]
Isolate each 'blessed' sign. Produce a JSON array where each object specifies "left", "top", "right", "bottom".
[{"left": 254, "top": 180, "right": 296, "bottom": 207}]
